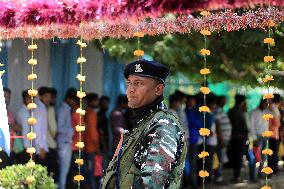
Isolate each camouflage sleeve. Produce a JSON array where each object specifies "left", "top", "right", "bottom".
[{"left": 133, "top": 118, "right": 181, "bottom": 189}]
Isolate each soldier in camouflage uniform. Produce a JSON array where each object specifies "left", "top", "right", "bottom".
[{"left": 102, "top": 59, "right": 187, "bottom": 189}]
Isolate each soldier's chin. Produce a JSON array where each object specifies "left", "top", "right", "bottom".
[{"left": 128, "top": 101, "right": 138, "bottom": 108}]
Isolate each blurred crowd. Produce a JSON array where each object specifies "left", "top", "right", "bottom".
[{"left": 1, "top": 86, "right": 284, "bottom": 189}]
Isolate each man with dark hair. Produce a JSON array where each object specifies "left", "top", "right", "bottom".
[
  {"left": 102, "top": 59, "right": 186, "bottom": 189},
  {"left": 228, "top": 94, "right": 253, "bottom": 183},
  {"left": 109, "top": 95, "right": 128, "bottom": 152},
  {"left": 34, "top": 86, "right": 52, "bottom": 165},
  {"left": 57, "top": 88, "right": 78, "bottom": 189},
  {"left": 84, "top": 93, "right": 101, "bottom": 189},
  {"left": 15, "top": 90, "right": 31, "bottom": 164}
]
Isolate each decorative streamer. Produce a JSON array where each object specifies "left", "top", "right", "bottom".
[
  {"left": 25, "top": 39, "right": 38, "bottom": 185},
  {"left": 260, "top": 7, "right": 276, "bottom": 189},
  {"left": 74, "top": 37, "right": 87, "bottom": 187},
  {"left": 198, "top": 10, "right": 212, "bottom": 189}
]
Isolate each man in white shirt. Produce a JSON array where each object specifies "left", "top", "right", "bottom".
[{"left": 34, "top": 87, "right": 51, "bottom": 165}]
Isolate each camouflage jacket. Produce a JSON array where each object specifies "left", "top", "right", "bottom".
[{"left": 102, "top": 97, "right": 187, "bottom": 189}]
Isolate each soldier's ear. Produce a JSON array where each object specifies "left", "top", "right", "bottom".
[{"left": 155, "top": 84, "right": 164, "bottom": 96}]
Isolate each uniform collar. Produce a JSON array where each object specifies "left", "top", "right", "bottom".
[{"left": 131, "top": 95, "right": 167, "bottom": 125}]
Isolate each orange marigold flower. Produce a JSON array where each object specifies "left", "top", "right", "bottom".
[
  {"left": 27, "top": 117, "right": 37, "bottom": 125},
  {"left": 261, "top": 186, "right": 271, "bottom": 189},
  {"left": 27, "top": 103, "right": 37, "bottom": 110},
  {"left": 200, "top": 48, "right": 211, "bottom": 56},
  {"left": 264, "top": 38, "right": 275, "bottom": 45},
  {"left": 200, "top": 11, "right": 210, "bottom": 17},
  {"left": 262, "top": 149, "right": 273, "bottom": 156},
  {"left": 75, "top": 158, "right": 84, "bottom": 165},
  {"left": 27, "top": 74, "right": 37, "bottom": 81},
  {"left": 75, "top": 125, "right": 85, "bottom": 132},
  {"left": 200, "top": 29, "right": 211, "bottom": 36},
  {"left": 27, "top": 132, "right": 36, "bottom": 140},
  {"left": 26, "top": 175, "right": 35, "bottom": 184},
  {"left": 262, "top": 114, "right": 273, "bottom": 121},
  {"left": 199, "top": 128, "right": 211, "bottom": 137},
  {"left": 200, "top": 87, "right": 210, "bottom": 95},
  {"left": 28, "top": 44, "right": 37, "bottom": 51},
  {"left": 133, "top": 32, "right": 145, "bottom": 38},
  {"left": 198, "top": 151, "right": 209, "bottom": 158},
  {"left": 263, "top": 94, "right": 274, "bottom": 100},
  {"left": 268, "top": 20, "right": 275, "bottom": 27},
  {"left": 199, "top": 170, "right": 209, "bottom": 178},
  {"left": 26, "top": 147, "right": 36, "bottom": 155},
  {"left": 76, "top": 108, "right": 86, "bottom": 116},
  {"left": 28, "top": 58, "right": 37, "bottom": 66},
  {"left": 264, "top": 56, "right": 275, "bottom": 63},
  {"left": 262, "top": 75, "right": 274, "bottom": 83},
  {"left": 262, "top": 131, "right": 273, "bottom": 137},
  {"left": 134, "top": 50, "right": 145, "bottom": 56},
  {"left": 76, "top": 142, "right": 85, "bottom": 149},
  {"left": 200, "top": 68, "right": 210, "bottom": 75},
  {"left": 28, "top": 89, "right": 38, "bottom": 97},
  {"left": 261, "top": 167, "right": 273, "bottom": 175},
  {"left": 74, "top": 175, "right": 84, "bottom": 182},
  {"left": 199, "top": 105, "right": 210, "bottom": 112}
]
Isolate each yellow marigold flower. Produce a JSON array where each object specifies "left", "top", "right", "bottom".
[
  {"left": 0, "top": 63, "right": 4, "bottom": 67},
  {"left": 76, "top": 40, "right": 87, "bottom": 48},
  {"left": 26, "top": 161, "right": 35, "bottom": 168},
  {"left": 0, "top": 70, "right": 4, "bottom": 76},
  {"left": 27, "top": 117, "right": 37, "bottom": 125},
  {"left": 200, "top": 48, "right": 211, "bottom": 56},
  {"left": 199, "top": 128, "right": 211, "bottom": 137},
  {"left": 28, "top": 44, "right": 37, "bottom": 51},
  {"left": 77, "top": 91, "right": 86, "bottom": 99},
  {"left": 76, "top": 142, "right": 85, "bottom": 149},
  {"left": 0, "top": 147, "right": 2, "bottom": 151},
  {"left": 263, "top": 94, "right": 274, "bottom": 100},
  {"left": 26, "top": 147, "right": 36, "bottom": 155},
  {"left": 26, "top": 175, "right": 35, "bottom": 184},
  {"left": 200, "top": 68, "right": 210, "bottom": 75},
  {"left": 268, "top": 20, "right": 275, "bottom": 27},
  {"left": 134, "top": 50, "right": 145, "bottom": 56},
  {"left": 28, "top": 58, "right": 37, "bottom": 66},
  {"left": 76, "top": 125, "right": 85, "bottom": 132},
  {"left": 75, "top": 158, "right": 84, "bottom": 165},
  {"left": 200, "top": 87, "right": 210, "bottom": 95},
  {"left": 198, "top": 151, "right": 209, "bottom": 158},
  {"left": 199, "top": 170, "right": 209, "bottom": 178},
  {"left": 27, "top": 132, "right": 36, "bottom": 140},
  {"left": 261, "top": 186, "right": 271, "bottom": 189},
  {"left": 264, "top": 56, "right": 275, "bottom": 63},
  {"left": 77, "top": 57, "right": 87, "bottom": 64},
  {"left": 199, "top": 105, "right": 210, "bottom": 112},
  {"left": 262, "top": 131, "right": 273, "bottom": 138},
  {"left": 261, "top": 167, "right": 273, "bottom": 175},
  {"left": 200, "top": 11, "right": 210, "bottom": 17},
  {"left": 264, "top": 38, "right": 275, "bottom": 45},
  {"left": 27, "top": 74, "right": 37, "bottom": 81},
  {"left": 27, "top": 103, "right": 37, "bottom": 110},
  {"left": 133, "top": 32, "right": 145, "bottom": 38},
  {"left": 262, "top": 149, "right": 273, "bottom": 156},
  {"left": 0, "top": 158, "right": 2, "bottom": 163},
  {"left": 200, "top": 29, "right": 211, "bottom": 36},
  {"left": 74, "top": 175, "right": 84, "bottom": 182},
  {"left": 262, "top": 114, "right": 273, "bottom": 121},
  {"left": 76, "top": 74, "right": 86, "bottom": 82},
  {"left": 28, "top": 89, "right": 38, "bottom": 97},
  {"left": 76, "top": 108, "right": 86, "bottom": 116}
]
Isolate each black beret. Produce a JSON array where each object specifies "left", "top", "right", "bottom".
[{"left": 124, "top": 59, "right": 169, "bottom": 83}]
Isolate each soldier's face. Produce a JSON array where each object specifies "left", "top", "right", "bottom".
[{"left": 126, "top": 75, "right": 164, "bottom": 108}]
